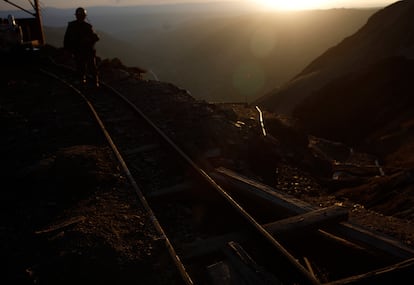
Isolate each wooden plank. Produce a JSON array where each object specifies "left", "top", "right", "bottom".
[
  {"left": 35, "top": 216, "right": 86, "bottom": 235},
  {"left": 180, "top": 232, "right": 247, "bottom": 259},
  {"left": 317, "top": 230, "right": 366, "bottom": 251},
  {"left": 222, "top": 241, "right": 283, "bottom": 285},
  {"left": 207, "top": 261, "right": 232, "bottom": 285},
  {"left": 211, "top": 167, "right": 414, "bottom": 259},
  {"left": 263, "top": 206, "right": 349, "bottom": 237},
  {"left": 210, "top": 167, "right": 313, "bottom": 214},
  {"left": 304, "top": 257, "right": 317, "bottom": 281},
  {"left": 327, "top": 222, "right": 414, "bottom": 259},
  {"left": 325, "top": 257, "right": 414, "bottom": 284}
]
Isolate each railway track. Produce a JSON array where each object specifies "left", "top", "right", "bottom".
[{"left": 33, "top": 55, "right": 414, "bottom": 285}]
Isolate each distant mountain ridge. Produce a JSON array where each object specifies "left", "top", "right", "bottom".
[
  {"left": 256, "top": 0, "right": 414, "bottom": 168},
  {"left": 256, "top": 0, "right": 414, "bottom": 114},
  {"left": 37, "top": 4, "right": 377, "bottom": 103}
]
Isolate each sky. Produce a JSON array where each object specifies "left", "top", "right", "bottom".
[{"left": 0, "top": 0, "right": 400, "bottom": 11}]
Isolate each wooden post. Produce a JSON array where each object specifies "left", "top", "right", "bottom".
[{"left": 34, "top": 0, "right": 45, "bottom": 45}]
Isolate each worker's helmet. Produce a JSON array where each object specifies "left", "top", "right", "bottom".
[{"left": 75, "top": 7, "right": 87, "bottom": 17}]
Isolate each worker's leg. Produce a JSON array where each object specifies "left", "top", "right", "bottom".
[
  {"left": 89, "top": 56, "right": 99, "bottom": 87},
  {"left": 75, "top": 54, "right": 87, "bottom": 84}
]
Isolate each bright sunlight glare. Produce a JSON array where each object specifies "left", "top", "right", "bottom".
[{"left": 254, "top": 0, "right": 332, "bottom": 11}]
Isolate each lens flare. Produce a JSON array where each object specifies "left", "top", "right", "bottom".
[{"left": 232, "top": 61, "right": 266, "bottom": 100}]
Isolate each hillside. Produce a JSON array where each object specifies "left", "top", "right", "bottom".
[
  {"left": 293, "top": 56, "right": 414, "bottom": 161},
  {"left": 255, "top": 0, "right": 414, "bottom": 219},
  {"left": 255, "top": 0, "right": 414, "bottom": 165},
  {"left": 256, "top": 0, "right": 414, "bottom": 114}
]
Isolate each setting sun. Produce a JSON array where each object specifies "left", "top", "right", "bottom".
[{"left": 254, "top": 0, "right": 331, "bottom": 11}]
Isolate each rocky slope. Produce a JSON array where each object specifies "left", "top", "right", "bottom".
[{"left": 256, "top": 0, "right": 414, "bottom": 115}]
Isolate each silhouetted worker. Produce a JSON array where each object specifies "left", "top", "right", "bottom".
[{"left": 64, "top": 7, "right": 100, "bottom": 87}]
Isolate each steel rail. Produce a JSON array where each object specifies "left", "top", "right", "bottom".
[
  {"left": 39, "top": 65, "right": 320, "bottom": 284},
  {"left": 39, "top": 68, "right": 194, "bottom": 285},
  {"left": 102, "top": 77, "right": 319, "bottom": 285},
  {"left": 36, "top": 62, "right": 414, "bottom": 284}
]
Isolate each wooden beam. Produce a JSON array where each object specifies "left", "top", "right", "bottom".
[
  {"left": 35, "top": 216, "right": 86, "bottom": 235},
  {"left": 263, "top": 205, "right": 349, "bottom": 237},
  {"left": 207, "top": 261, "right": 232, "bottom": 285},
  {"left": 304, "top": 257, "right": 317, "bottom": 281},
  {"left": 222, "top": 241, "right": 283, "bottom": 285},
  {"left": 34, "top": 0, "right": 45, "bottom": 45},
  {"left": 210, "top": 167, "right": 313, "bottom": 214},
  {"left": 211, "top": 167, "right": 414, "bottom": 259},
  {"left": 327, "top": 222, "right": 414, "bottom": 260}
]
